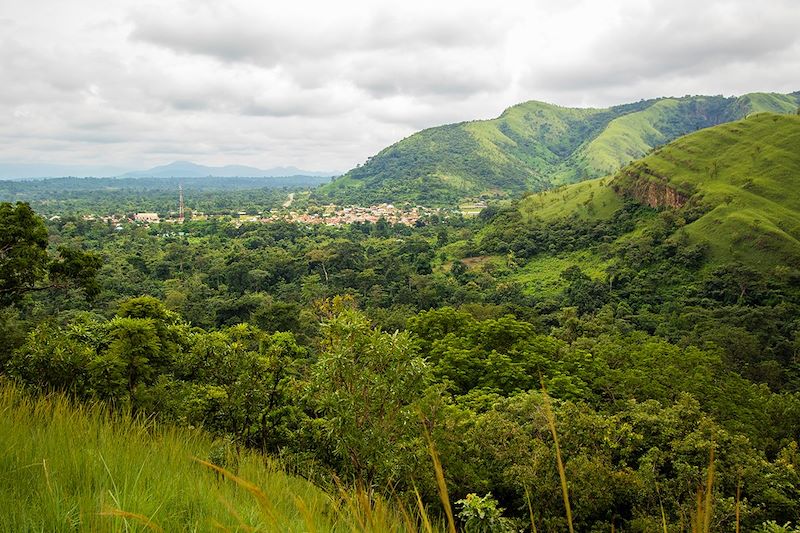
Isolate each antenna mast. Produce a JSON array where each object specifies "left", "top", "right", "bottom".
[{"left": 179, "top": 183, "right": 185, "bottom": 221}]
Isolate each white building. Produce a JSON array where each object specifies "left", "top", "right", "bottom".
[{"left": 134, "top": 212, "right": 160, "bottom": 223}]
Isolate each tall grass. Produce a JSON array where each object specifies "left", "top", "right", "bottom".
[
  {"left": 541, "top": 378, "right": 575, "bottom": 533},
  {"left": 0, "top": 381, "right": 430, "bottom": 532},
  {"left": 524, "top": 486, "right": 538, "bottom": 533},
  {"left": 691, "top": 444, "right": 716, "bottom": 533},
  {"left": 422, "top": 426, "right": 456, "bottom": 533},
  {"left": 1, "top": 379, "right": 736, "bottom": 531}
]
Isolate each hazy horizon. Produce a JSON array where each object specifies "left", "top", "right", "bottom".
[{"left": 0, "top": 160, "right": 340, "bottom": 180}]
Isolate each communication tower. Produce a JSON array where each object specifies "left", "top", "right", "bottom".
[{"left": 179, "top": 183, "right": 185, "bottom": 221}]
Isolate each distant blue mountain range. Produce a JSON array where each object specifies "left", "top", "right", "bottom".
[
  {"left": 0, "top": 161, "right": 337, "bottom": 179},
  {"left": 121, "top": 161, "right": 336, "bottom": 178}
]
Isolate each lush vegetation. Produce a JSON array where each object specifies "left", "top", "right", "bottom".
[
  {"left": 319, "top": 92, "right": 799, "bottom": 205},
  {"left": 2, "top": 113, "right": 800, "bottom": 531},
  {"left": 516, "top": 113, "right": 800, "bottom": 267},
  {"left": 0, "top": 176, "right": 329, "bottom": 217},
  {"left": 0, "top": 381, "right": 428, "bottom": 532}
]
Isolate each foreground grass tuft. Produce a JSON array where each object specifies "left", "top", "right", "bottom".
[{"left": 0, "top": 381, "right": 426, "bottom": 532}]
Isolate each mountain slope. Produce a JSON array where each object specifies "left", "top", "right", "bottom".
[
  {"left": 321, "top": 92, "right": 798, "bottom": 205},
  {"left": 613, "top": 112, "right": 800, "bottom": 268},
  {"left": 517, "top": 113, "right": 800, "bottom": 269}
]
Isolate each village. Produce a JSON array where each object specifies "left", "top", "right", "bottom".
[
  {"left": 67, "top": 202, "right": 453, "bottom": 230},
  {"left": 54, "top": 185, "right": 486, "bottom": 230},
  {"left": 260, "top": 203, "right": 428, "bottom": 226}
]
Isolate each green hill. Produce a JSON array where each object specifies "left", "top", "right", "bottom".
[
  {"left": 517, "top": 113, "right": 800, "bottom": 269},
  {"left": 320, "top": 92, "right": 798, "bottom": 205},
  {"left": 613, "top": 112, "right": 800, "bottom": 268}
]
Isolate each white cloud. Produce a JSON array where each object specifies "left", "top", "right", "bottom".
[{"left": 0, "top": 0, "right": 797, "bottom": 176}]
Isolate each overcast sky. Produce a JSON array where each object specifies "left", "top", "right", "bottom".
[{"left": 1, "top": 0, "right": 798, "bottom": 176}]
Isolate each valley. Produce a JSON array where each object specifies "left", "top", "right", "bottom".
[
  {"left": 2, "top": 104, "right": 800, "bottom": 532},
  {"left": 5, "top": 0, "right": 800, "bottom": 529}
]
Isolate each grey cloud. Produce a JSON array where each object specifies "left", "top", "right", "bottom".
[
  {"left": 62, "top": 132, "right": 130, "bottom": 144},
  {"left": 129, "top": 4, "right": 504, "bottom": 64},
  {"left": 240, "top": 87, "right": 354, "bottom": 118},
  {"left": 351, "top": 49, "right": 509, "bottom": 98},
  {"left": 1, "top": 0, "right": 798, "bottom": 175},
  {"left": 361, "top": 10, "right": 504, "bottom": 50},
  {"left": 71, "top": 117, "right": 122, "bottom": 131},
  {"left": 127, "top": 2, "right": 510, "bottom": 100},
  {"left": 526, "top": 1, "right": 800, "bottom": 93},
  {"left": 154, "top": 84, "right": 239, "bottom": 114},
  {"left": 136, "top": 76, "right": 354, "bottom": 118},
  {"left": 0, "top": 36, "right": 125, "bottom": 110},
  {"left": 240, "top": 102, "right": 306, "bottom": 118},
  {"left": 170, "top": 97, "right": 212, "bottom": 111},
  {"left": 130, "top": 17, "right": 282, "bottom": 65}
]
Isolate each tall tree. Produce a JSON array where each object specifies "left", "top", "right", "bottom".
[
  {"left": 305, "top": 299, "right": 431, "bottom": 487},
  {"left": 0, "top": 202, "right": 101, "bottom": 304},
  {"left": 0, "top": 202, "right": 49, "bottom": 302}
]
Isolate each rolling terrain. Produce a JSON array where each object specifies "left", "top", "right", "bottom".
[
  {"left": 516, "top": 112, "right": 800, "bottom": 269},
  {"left": 613, "top": 112, "right": 800, "bottom": 268},
  {"left": 320, "top": 92, "right": 799, "bottom": 205},
  {"left": 3, "top": 114, "right": 800, "bottom": 533}
]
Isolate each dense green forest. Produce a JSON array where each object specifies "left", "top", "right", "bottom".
[
  {"left": 0, "top": 176, "right": 329, "bottom": 217},
  {"left": 319, "top": 92, "right": 800, "bottom": 205},
  {"left": 2, "top": 114, "right": 800, "bottom": 531}
]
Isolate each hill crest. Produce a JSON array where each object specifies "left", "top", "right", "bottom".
[{"left": 321, "top": 92, "right": 799, "bottom": 205}]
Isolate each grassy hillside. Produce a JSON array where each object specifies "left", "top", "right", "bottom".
[
  {"left": 518, "top": 176, "right": 624, "bottom": 222},
  {"left": 562, "top": 92, "right": 800, "bottom": 187},
  {"left": 515, "top": 113, "right": 800, "bottom": 270},
  {"left": 320, "top": 92, "right": 798, "bottom": 205},
  {"left": 0, "top": 382, "right": 427, "bottom": 532},
  {"left": 614, "top": 112, "right": 800, "bottom": 268}
]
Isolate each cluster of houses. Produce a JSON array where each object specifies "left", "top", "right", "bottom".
[
  {"left": 70, "top": 204, "right": 429, "bottom": 230},
  {"left": 265, "top": 204, "right": 425, "bottom": 226}
]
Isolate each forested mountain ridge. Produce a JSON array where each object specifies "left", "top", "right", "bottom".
[
  {"left": 510, "top": 113, "right": 800, "bottom": 269},
  {"left": 319, "top": 92, "right": 799, "bottom": 205}
]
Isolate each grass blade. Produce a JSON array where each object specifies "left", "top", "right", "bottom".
[
  {"left": 99, "top": 508, "right": 164, "bottom": 532},
  {"left": 541, "top": 377, "right": 574, "bottom": 533},
  {"left": 655, "top": 481, "right": 668, "bottom": 533},
  {"left": 293, "top": 495, "right": 318, "bottom": 533},
  {"left": 194, "top": 457, "right": 279, "bottom": 526},
  {"left": 524, "top": 485, "right": 538, "bottom": 533},
  {"left": 413, "top": 484, "right": 434, "bottom": 533},
  {"left": 422, "top": 425, "right": 455, "bottom": 533}
]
